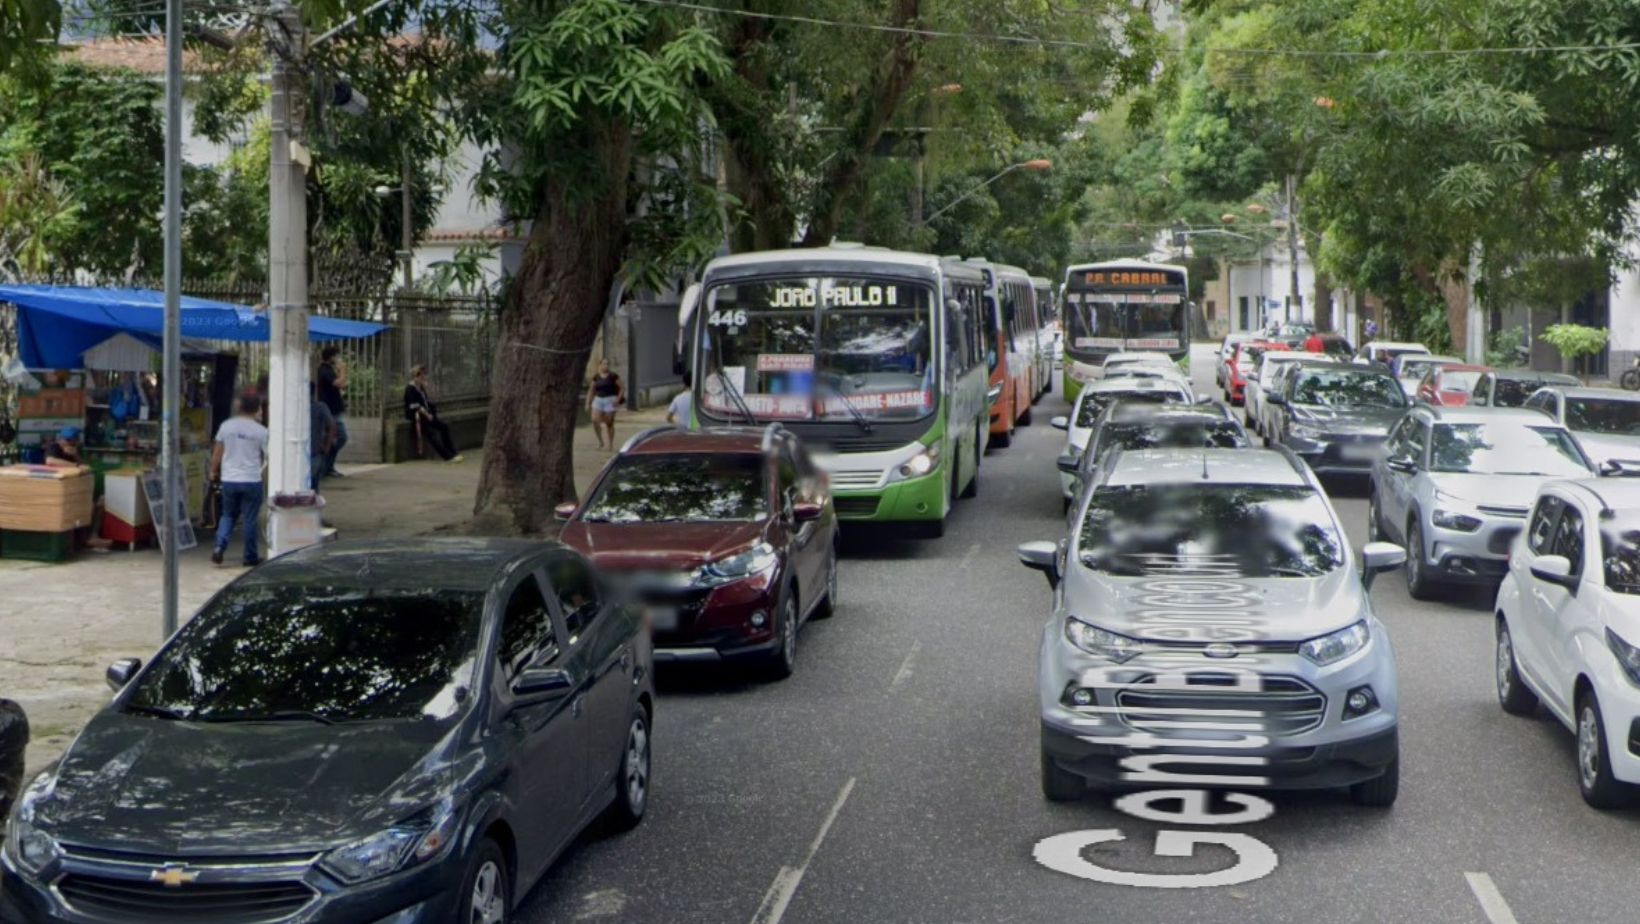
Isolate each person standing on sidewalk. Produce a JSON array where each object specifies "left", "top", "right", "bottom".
[
  {"left": 585, "top": 358, "right": 624, "bottom": 450},
  {"left": 666, "top": 371, "right": 693, "bottom": 429},
  {"left": 311, "top": 382, "right": 337, "bottom": 492},
  {"left": 317, "top": 346, "right": 349, "bottom": 476},
  {"left": 211, "top": 393, "right": 269, "bottom": 567},
  {"left": 404, "top": 365, "right": 464, "bottom": 462}
]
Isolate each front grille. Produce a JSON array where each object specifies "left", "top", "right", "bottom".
[
  {"left": 1489, "top": 527, "right": 1521, "bottom": 554},
  {"left": 1478, "top": 504, "right": 1529, "bottom": 518},
  {"left": 820, "top": 436, "right": 912, "bottom": 453},
  {"left": 57, "top": 874, "right": 316, "bottom": 923},
  {"left": 833, "top": 496, "right": 880, "bottom": 518},
  {"left": 828, "top": 470, "right": 884, "bottom": 490},
  {"left": 1114, "top": 673, "right": 1327, "bottom": 736}
]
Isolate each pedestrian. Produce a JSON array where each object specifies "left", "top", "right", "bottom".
[
  {"left": 1364, "top": 318, "right": 1379, "bottom": 342},
  {"left": 211, "top": 393, "right": 269, "bottom": 567},
  {"left": 1303, "top": 330, "right": 1326, "bottom": 354},
  {"left": 667, "top": 371, "right": 693, "bottom": 429},
  {"left": 316, "top": 346, "right": 349, "bottom": 477},
  {"left": 404, "top": 365, "right": 464, "bottom": 462},
  {"left": 311, "top": 382, "right": 336, "bottom": 492},
  {"left": 43, "top": 427, "right": 112, "bottom": 551},
  {"left": 585, "top": 358, "right": 624, "bottom": 450}
]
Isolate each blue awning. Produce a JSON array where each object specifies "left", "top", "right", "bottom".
[{"left": 0, "top": 286, "right": 387, "bottom": 369}]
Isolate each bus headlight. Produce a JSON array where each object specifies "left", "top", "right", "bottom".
[{"left": 896, "top": 445, "right": 940, "bottom": 480}]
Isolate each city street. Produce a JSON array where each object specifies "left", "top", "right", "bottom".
[{"left": 510, "top": 349, "right": 1640, "bottom": 924}]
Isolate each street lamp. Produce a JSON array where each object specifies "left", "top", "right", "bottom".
[{"left": 917, "top": 159, "right": 1052, "bottom": 226}]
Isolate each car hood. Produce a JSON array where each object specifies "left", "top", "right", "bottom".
[
  {"left": 1572, "top": 431, "right": 1640, "bottom": 466},
  {"left": 563, "top": 519, "right": 766, "bottom": 571},
  {"left": 1287, "top": 405, "right": 1401, "bottom": 435},
  {"left": 1426, "top": 472, "right": 1546, "bottom": 507},
  {"left": 35, "top": 711, "right": 454, "bottom": 854},
  {"left": 1063, "top": 564, "right": 1366, "bottom": 642}
]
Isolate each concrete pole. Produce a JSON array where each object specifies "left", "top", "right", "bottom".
[
  {"left": 400, "top": 144, "right": 414, "bottom": 291},
  {"left": 267, "top": 3, "right": 311, "bottom": 554},
  {"left": 160, "top": 0, "right": 182, "bottom": 639},
  {"left": 1465, "top": 244, "right": 1485, "bottom": 364},
  {"left": 1286, "top": 174, "right": 1303, "bottom": 324}
]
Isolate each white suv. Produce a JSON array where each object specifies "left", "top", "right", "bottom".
[{"left": 1494, "top": 479, "right": 1640, "bottom": 807}]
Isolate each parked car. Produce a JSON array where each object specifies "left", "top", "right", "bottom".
[
  {"left": 1224, "top": 340, "right": 1287, "bottom": 406},
  {"left": 1494, "top": 479, "right": 1640, "bottom": 807},
  {"left": 1264, "top": 360, "right": 1408, "bottom": 475},
  {"left": 557, "top": 425, "right": 838, "bottom": 679},
  {"left": 1216, "top": 332, "right": 1259, "bottom": 386},
  {"left": 1, "top": 539, "right": 654, "bottom": 924},
  {"left": 1391, "top": 354, "right": 1464, "bottom": 399},
  {"left": 1051, "top": 377, "right": 1193, "bottom": 506},
  {"left": 1097, "top": 351, "right": 1180, "bottom": 381},
  {"left": 1414, "top": 363, "right": 1491, "bottom": 407},
  {"left": 1369, "top": 406, "right": 1595, "bottom": 599},
  {"left": 1063, "top": 400, "right": 1249, "bottom": 506},
  {"left": 1275, "top": 321, "right": 1316, "bottom": 348},
  {"left": 1020, "top": 447, "right": 1406, "bottom": 805},
  {"left": 1470, "top": 370, "right": 1581, "bottom": 408},
  {"left": 1353, "top": 340, "right": 1430, "bottom": 368},
  {"left": 1524, "top": 387, "right": 1640, "bottom": 471},
  {"left": 1306, "top": 333, "right": 1355, "bottom": 359},
  {"left": 1244, "top": 349, "right": 1308, "bottom": 434},
  {"left": 1256, "top": 360, "right": 1311, "bottom": 438}
]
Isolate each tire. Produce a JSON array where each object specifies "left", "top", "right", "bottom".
[
  {"left": 1495, "top": 619, "right": 1539, "bottom": 716},
  {"left": 1061, "top": 495, "right": 1071, "bottom": 515},
  {"left": 960, "top": 430, "right": 980, "bottom": 499},
  {"left": 764, "top": 593, "right": 798, "bottom": 680},
  {"left": 991, "top": 429, "right": 1012, "bottom": 449},
  {"left": 814, "top": 543, "right": 839, "bottom": 619},
  {"left": 606, "top": 706, "right": 652, "bottom": 830},
  {"left": 1041, "top": 747, "right": 1085, "bottom": 802},
  {"left": 1019, "top": 404, "right": 1033, "bottom": 426},
  {"left": 1622, "top": 368, "right": 1640, "bottom": 391},
  {"left": 459, "top": 838, "right": 511, "bottom": 924},
  {"left": 1577, "top": 688, "right": 1633, "bottom": 809},
  {"left": 1404, "top": 518, "right": 1437, "bottom": 601},
  {"left": 1349, "top": 755, "right": 1400, "bottom": 807},
  {"left": 1366, "top": 488, "right": 1383, "bottom": 543}
]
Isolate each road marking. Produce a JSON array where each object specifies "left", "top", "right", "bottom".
[
  {"left": 1465, "top": 872, "right": 1521, "bottom": 924},
  {"left": 750, "top": 777, "right": 856, "bottom": 924},
  {"left": 888, "top": 641, "right": 923, "bottom": 692}
]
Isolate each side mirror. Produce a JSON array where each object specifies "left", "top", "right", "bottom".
[
  {"left": 511, "top": 667, "right": 574, "bottom": 705},
  {"left": 1056, "top": 453, "right": 1081, "bottom": 475},
  {"left": 1360, "top": 542, "right": 1406, "bottom": 591},
  {"left": 1529, "top": 554, "right": 1578, "bottom": 592},
  {"left": 1051, "top": 416, "right": 1070, "bottom": 431},
  {"left": 554, "top": 501, "right": 578, "bottom": 521},
  {"left": 793, "top": 501, "right": 824, "bottom": 523},
  {"left": 1016, "top": 540, "right": 1061, "bottom": 590},
  {"left": 1599, "top": 459, "right": 1640, "bottom": 477},
  {"left": 1385, "top": 455, "right": 1417, "bottom": 474},
  {"left": 1266, "top": 392, "right": 1286, "bottom": 406},
  {"left": 106, "top": 657, "right": 142, "bottom": 692}
]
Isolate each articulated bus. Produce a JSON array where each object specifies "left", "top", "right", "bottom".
[
  {"left": 680, "top": 246, "right": 993, "bottom": 537},
  {"left": 968, "top": 260, "right": 1049, "bottom": 446},
  {"left": 1060, "top": 259, "right": 1191, "bottom": 403}
]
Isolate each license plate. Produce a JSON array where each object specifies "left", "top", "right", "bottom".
[
  {"left": 1340, "top": 444, "right": 1378, "bottom": 461},
  {"left": 648, "top": 606, "right": 679, "bottom": 632}
]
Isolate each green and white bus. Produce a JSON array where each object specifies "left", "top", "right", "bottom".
[
  {"left": 1060, "top": 259, "right": 1191, "bottom": 404},
  {"left": 680, "top": 246, "right": 992, "bottom": 537}
]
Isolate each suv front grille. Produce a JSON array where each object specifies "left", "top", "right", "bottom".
[
  {"left": 1114, "top": 673, "right": 1326, "bottom": 736},
  {"left": 1477, "top": 504, "right": 1529, "bottom": 518},
  {"left": 57, "top": 874, "right": 316, "bottom": 923}
]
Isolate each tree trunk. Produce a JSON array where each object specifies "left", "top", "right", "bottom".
[
  {"left": 473, "top": 123, "right": 633, "bottom": 535},
  {"left": 713, "top": 8, "right": 797, "bottom": 253},
  {"left": 1314, "top": 274, "right": 1333, "bottom": 332}
]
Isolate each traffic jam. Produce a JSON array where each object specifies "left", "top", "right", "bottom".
[{"left": 10, "top": 248, "right": 1640, "bottom": 923}]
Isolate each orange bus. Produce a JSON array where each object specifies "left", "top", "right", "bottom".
[{"left": 969, "top": 259, "right": 1045, "bottom": 447}]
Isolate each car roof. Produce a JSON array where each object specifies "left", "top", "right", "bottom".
[
  {"left": 248, "top": 538, "right": 556, "bottom": 593},
  {"left": 1290, "top": 359, "right": 1389, "bottom": 374},
  {"left": 1369, "top": 342, "right": 1429, "bottom": 351},
  {"left": 1106, "top": 401, "right": 1232, "bottom": 424},
  {"left": 1433, "top": 364, "right": 1490, "bottom": 374},
  {"left": 1553, "top": 387, "right": 1640, "bottom": 402},
  {"left": 1103, "top": 351, "right": 1176, "bottom": 364},
  {"left": 1401, "top": 354, "right": 1463, "bottom": 365},
  {"left": 1414, "top": 405, "right": 1565, "bottom": 426},
  {"left": 623, "top": 426, "right": 773, "bottom": 455},
  {"left": 1105, "top": 448, "right": 1307, "bottom": 488},
  {"left": 1086, "top": 376, "right": 1191, "bottom": 394},
  {"left": 1561, "top": 479, "right": 1640, "bottom": 517},
  {"left": 1491, "top": 370, "right": 1580, "bottom": 384},
  {"left": 1258, "top": 351, "right": 1308, "bottom": 363}
]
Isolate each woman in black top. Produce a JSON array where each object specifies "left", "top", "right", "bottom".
[
  {"left": 404, "top": 365, "right": 463, "bottom": 462},
  {"left": 585, "top": 358, "right": 624, "bottom": 450}
]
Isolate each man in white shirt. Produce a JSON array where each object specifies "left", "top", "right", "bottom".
[
  {"left": 666, "top": 372, "right": 693, "bottom": 429},
  {"left": 211, "top": 393, "right": 270, "bottom": 566}
]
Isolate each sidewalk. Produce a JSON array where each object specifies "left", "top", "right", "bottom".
[{"left": 1, "top": 406, "right": 671, "bottom": 776}]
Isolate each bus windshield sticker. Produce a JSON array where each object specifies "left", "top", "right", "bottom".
[{"left": 757, "top": 353, "right": 816, "bottom": 373}]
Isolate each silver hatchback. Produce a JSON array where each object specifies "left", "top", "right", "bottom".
[{"left": 1369, "top": 405, "right": 1595, "bottom": 598}]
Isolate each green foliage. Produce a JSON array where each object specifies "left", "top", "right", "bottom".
[
  {"left": 0, "top": 150, "right": 78, "bottom": 278},
  {"left": 0, "top": 0, "right": 58, "bottom": 75},
  {"left": 1541, "top": 323, "right": 1609, "bottom": 362},
  {"left": 1485, "top": 324, "right": 1527, "bottom": 369}
]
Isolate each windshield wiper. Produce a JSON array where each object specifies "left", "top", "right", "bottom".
[
  {"left": 714, "top": 371, "right": 760, "bottom": 426},
  {"left": 815, "top": 379, "right": 873, "bottom": 433},
  {"left": 122, "top": 702, "right": 190, "bottom": 721},
  {"left": 198, "top": 709, "right": 339, "bottom": 725}
]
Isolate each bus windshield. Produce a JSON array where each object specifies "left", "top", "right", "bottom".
[
  {"left": 698, "top": 276, "right": 936, "bottom": 422},
  {"left": 1065, "top": 291, "right": 1186, "bottom": 352}
]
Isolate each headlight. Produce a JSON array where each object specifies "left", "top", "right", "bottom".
[
  {"left": 321, "top": 800, "right": 459, "bottom": 885},
  {"left": 896, "top": 445, "right": 940, "bottom": 480},
  {"left": 1300, "top": 620, "right": 1370, "bottom": 666},
  {"left": 1064, "top": 618, "right": 1144, "bottom": 663},
  {"left": 987, "top": 384, "right": 1003, "bottom": 405},
  {"left": 3, "top": 818, "right": 59, "bottom": 876},
  {"left": 1432, "top": 509, "right": 1483, "bottom": 532},
  {"left": 1287, "top": 419, "right": 1325, "bottom": 439},
  {"left": 1606, "top": 629, "right": 1640, "bottom": 687},
  {"left": 692, "top": 542, "right": 779, "bottom": 587}
]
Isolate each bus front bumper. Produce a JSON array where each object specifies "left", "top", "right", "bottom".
[{"left": 831, "top": 468, "right": 946, "bottom": 522}]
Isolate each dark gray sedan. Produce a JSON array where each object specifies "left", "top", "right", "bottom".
[
  {"left": 1, "top": 539, "right": 653, "bottom": 924},
  {"left": 1264, "top": 360, "right": 1408, "bottom": 475}
]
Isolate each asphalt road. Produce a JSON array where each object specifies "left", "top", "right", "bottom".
[{"left": 515, "top": 347, "right": 1640, "bottom": 924}]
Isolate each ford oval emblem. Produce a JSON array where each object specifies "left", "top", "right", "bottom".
[{"left": 1204, "top": 643, "right": 1239, "bottom": 659}]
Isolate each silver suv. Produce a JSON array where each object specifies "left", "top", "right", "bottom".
[
  {"left": 1523, "top": 386, "right": 1640, "bottom": 471},
  {"left": 1019, "top": 447, "right": 1407, "bottom": 805},
  {"left": 1368, "top": 405, "right": 1595, "bottom": 599}
]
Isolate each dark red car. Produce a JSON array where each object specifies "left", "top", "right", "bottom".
[
  {"left": 1416, "top": 363, "right": 1491, "bottom": 406},
  {"left": 556, "top": 425, "right": 838, "bottom": 679},
  {"left": 1226, "top": 340, "right": 1288, "bottom": 406}
]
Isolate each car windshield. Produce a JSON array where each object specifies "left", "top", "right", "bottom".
[
  {"left": 125, "top": 585, "right": 484, "bottom": 722},
  {"left": 698, "top": 276, "right": 935, "bottom": 422},
  {"left": 582, "top": 454, "right": 767, "bottom": 523},
  {"left": 1078, "top": 483, "right": 1345, "bottom": 578},
  {"left": 1604, "top": 525, "right": 1640, "bottom": 595},
  {"left": 1398, "top": 359, "right": 1450, "bottom": 380},
  {"left": 1565, "top": 397, "right": 1640, "bottom": 436},
  {"left": 1492, "top": 379, "right": 1550, "bottom": 407},
  {"left": 1094, "top": 421, "right": 1248, "bottom": 464},
  {"left": 1075, "top": 388, "right": 1187, "bottom": 427},
  {"left": 1292, "top": 370, "right": 1406, "bottom": 407},
  {"left": 1428, "top": 423, "right": 1590, "bottom": 475},
  {"left": 1438, "top": 371, "right": 1483, "bottom": 393}
]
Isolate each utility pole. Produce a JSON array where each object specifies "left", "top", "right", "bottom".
[
  {"left": 1285, "top": 174, "right": 1303, "bottom": 324},
  {"left": 267, "top": 2, "right": 310, "bottom": 554},
  {"left": 399, "top": 143, "right": 414, "bottom": 290},
  {"left": 160, "top": 0, "right": 182, "bottom": 639}
]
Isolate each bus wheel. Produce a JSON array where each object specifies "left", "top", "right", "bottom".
[
  {"left": 1019, "top": 403, "right": 1033, "bottom": 426},
  {"left": 961, "top": 427, "right": 981, "bottom": 499}
]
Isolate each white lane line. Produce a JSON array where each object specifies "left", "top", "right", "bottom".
[
  {"left": 888, "top": 640, "right": 923, "bottom": 692},
  {"left": 1465, "top": 872, "right": 1521, "bottom": 924},
  {"left": 750, "top": 777, "right": 857, "bottom": 924}
]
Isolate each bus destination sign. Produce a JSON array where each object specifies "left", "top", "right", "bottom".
[{"left": 1072, "top": 268, "right": 1185, "bottom": 289}]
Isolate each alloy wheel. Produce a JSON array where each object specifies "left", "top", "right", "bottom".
[
  {"left": 781, "top": 599, "right": 798, "bottom": 667},
  {"left": 828, "top": 548, "right": 839, "bottom": 607},
  {"left": 470, "top": 860, "right": 505, "bottom": 924},
  {"left": 1496, "top": 630, "right": 1513, "bottom": 701},
  {"left": 1579, "top": 705, "right": 1602, "bottom": 791},
  {"left": 625, "top": 716, "right": 650, "bottom": 816}
]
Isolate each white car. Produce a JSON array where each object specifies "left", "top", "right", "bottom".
[
  {"left": 1051, "top": 377, "right": 1192, "bottom": 504},
  {"left": 1495, "top": 479, "right": 1640, "bottom": 807},
  {"left": 1524, "top": 387, "right": 1640, "bottom": 471},
  {"left": 1390, "top": 354, "right": 1462, "bottom": 399},
  {"left": 1353, "top": 341, "right": 1429, "bottom": 368},
  {"left": 1243, "top": 350, "right": 1307, "bottom": 433},
  {"left": 1216, "top": 332, "right": 1259, "bottom": 392},
  {"left": 1096, "top": 351, "right": 1178, "bottom": 381}
]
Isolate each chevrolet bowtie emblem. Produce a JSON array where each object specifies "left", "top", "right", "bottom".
[{"left": 149, "top": 864, "right": 199, "bottom": 887}]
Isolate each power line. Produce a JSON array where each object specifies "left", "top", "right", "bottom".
[
  {"left": 630, "top": 0, "right": 1116, "bottom": 51},
  {"left": 1207, "top": 42, "right": 1640, "bottom": 59}
]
